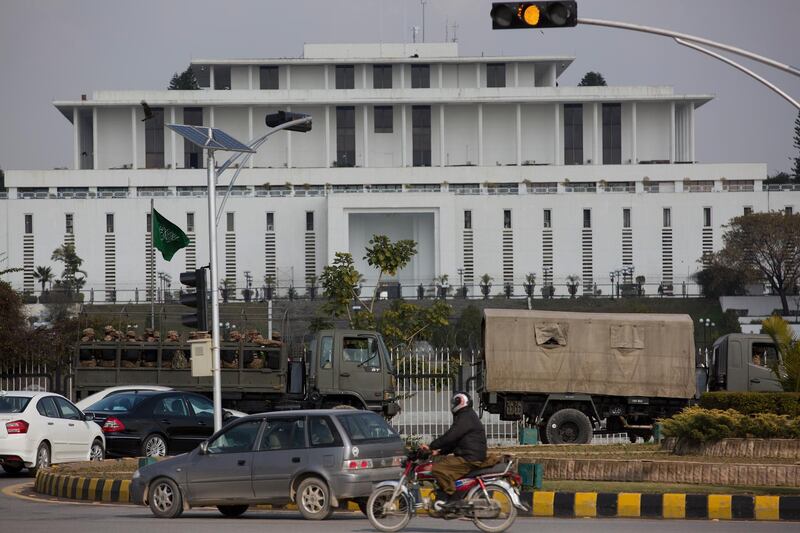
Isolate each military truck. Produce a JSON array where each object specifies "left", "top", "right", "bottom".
[
  {"left": 707, "top": 333, "right": 782, "bottom": 392},
  {"left": 73, "top": 329, "right": 400, "bottom": 417},
  {"left": 477, "top": 309, "right": 697, "bottom": 444}
]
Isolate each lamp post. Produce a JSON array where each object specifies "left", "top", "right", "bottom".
[{"left": 698, "top": 317, "right": 716, "bottom": 357}]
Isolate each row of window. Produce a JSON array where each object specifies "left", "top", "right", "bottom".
[
  {"left": 209, "top": 63, "right": 512, "bottom": 91},
  {"left": 23, "top": 206, "right": 793, "bottom": 236}
]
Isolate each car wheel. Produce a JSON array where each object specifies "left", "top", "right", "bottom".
[
  {"left": 149, "top": 477, "right": 183, "bottom": 518},
  {"left": 2, "top": 463, "right": 24, "bottom": 474},
  {"left": 90, "top": 439, "right": 105, "bottom": 461},
  {"left": 296, "top": 477, "right": 332, "bottom": 520},
  {"left": 217, "top": 505, "right": 249, "bottom": 517},
  {"left": 142, "top": 434, "right": 168, "bottom": 457},
  {"left": 30, "top": 442, "right": 51, "bottom": 476},
  {"left": 545, "top": 409, "right": 593, "bottom": 445}
]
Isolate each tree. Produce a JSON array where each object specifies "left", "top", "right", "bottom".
[
  {"left": 319, "top": 252, "right": 363, "bottom": 324},
  {"left": 690, "top": 255, "right": 753, "bottom": 298},
  {"left": 762, "top": 315, "right": 800, "bottom": 392},
  {"left": 0, "top": 280, "right": 28, "bottom": 365},
  {"left": 168, "top": 66, "right": 200, "bottom": 90},
  {"left": 51, "top": 243, "right": 86, "bottom": 296},
  {"left": 363, "top": 235, "right": 417, "bottom": 312},
  {"left": 793, "top": 110, "right": 800, "bottom": 179},
  {"left": 379, "top": 300, "right": 451, "bottom": 349},
  {"left": 566, "top": 275, "right": 581, "bottom": 298},
  {"left": 32, "top": 265, "right": 54, "bottom": 294},
  {"left": 719, "top": 212, "right": 800, "bottom": 315},
  {"left": 578, "top": 71, "right": 607, "bottom": 87}
]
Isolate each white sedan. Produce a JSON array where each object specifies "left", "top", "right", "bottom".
[
  {"left": 76, "top": 385, "right": 248, "bottom": 417},
  {"left": 0, "top": 391, "right": 105, "bottom": 474}
]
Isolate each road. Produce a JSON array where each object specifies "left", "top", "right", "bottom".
[{"left": 1, "top": 473, "right": 796, "bottom": 533}]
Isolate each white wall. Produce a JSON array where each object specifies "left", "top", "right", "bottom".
[
  {"left": 483, "top": 105, "right": 517, "bottom": 166},
  {"left": 520, "top": 104, "right": 555, "bottom": 165},
  {"left": 96, "top": 108, "right": 132, "bottom": 169},
  {"left": 637, "top": 102, "right": 671, "bottom": 162},
  {"left": 443, "top": 105, "right": 478, "bottom": 166}
]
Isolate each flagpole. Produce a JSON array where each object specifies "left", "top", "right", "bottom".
[{"left": 150, "top": 198, "right": 155, "bottom": 330}]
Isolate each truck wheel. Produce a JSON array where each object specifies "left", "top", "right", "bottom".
[{"left": 545, "top": 409, "right": 592, "bottom": 444}]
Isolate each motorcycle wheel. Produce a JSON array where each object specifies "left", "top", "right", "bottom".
[
  {"left": 467, "top": 484, "right": 518, "bottom": 533},
  {"left": 365, "top": 486, "right": 412, "bottom": 533}
]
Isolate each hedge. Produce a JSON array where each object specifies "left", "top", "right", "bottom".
[
  {"left": 661, "top": 407, "right": 800, "bottom": 444},
  {"left": 699, "top": 392, "right": 800, "bottom": 417}
]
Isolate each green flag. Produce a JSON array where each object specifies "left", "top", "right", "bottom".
[{"left": 152, "top": 208, "right": 190, "bottom": 261}]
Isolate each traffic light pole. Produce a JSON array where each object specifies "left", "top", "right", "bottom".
[
  {"left": 577, "top": 17, "right": 800, "bottom": 110},
  {"left": 206, "top": 149, "right": 223, "bottom": 432}
]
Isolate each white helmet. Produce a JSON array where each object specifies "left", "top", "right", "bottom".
[{"left": 451, "top": 392, "right": 471, "bottom": 414}]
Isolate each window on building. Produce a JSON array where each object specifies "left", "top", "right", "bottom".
[
  {"left": 336, "top": 106, "right": 356, "bottom": 167},
  {"left": 412, "top": 105, "right": 431, "bottom": 167},
  {"left": 543, "top": 209, "right": 552, "bottom": 229},
  {"left": 504, "top": 209, "right": 512, "bottom": 229},
  {"left": 214, "top": 65, "right": 231, "bottom": 90},
  {"left": 373, "top": 65, "right": 392, "bottom": 89},
  {"left": 65, "top": 214, "right": 74, "bottom": 234},
  {"left": 335, "top": 65, "right": 354, "bottom": 89},
  {"left": 306, "top": 211, "right": 314, "bottom": 232},
  {"left": 106, "top": 214, "right": 114, "bottom": 234},
  {"left": 226, "top": 212, "right": 235, "bottom": 232},
  {"left": 183, "top": 107, "right": 203, "bottom": 169},
  {"left": 411, "top": 64, "right": 430, "bottom": 88},
  {"left": 487, "top": 63, "right": 506, "bottom": 88},
  {"left": 145, "top": 107, "right": 165, "bottom": 168},
  {"left": 259, "top": 66, "right": 279, "bottom": 89},
  {"left": 266, "top": 212, "right": 274, "bottom": 231},
  {"left": 374, "top": 106, "right": 393, "bottom": 133},
  {"left": 623, "top": 208, "right": 631, "bottom": 228},
  {"left": 24, "top": 214, "right": 33, "bottom": 234},
  {"left": 743, "top": 206, "right": 753, "bottom": 216},
  {"left": 186, "top": 213, "right": 194, "bottom": 233},
  {"left": 602, "top": 103, "right": 622, "bottom": 165},
  {"left": 786, "top": 206, "right": 794, "bottom": 216},
  {"left": 703, "top": 207, "right": 712, "bottom": 227},
  {"left": 564, "top": 104, "right": 584, "bottom": 165},
  {"left": 464, "top": 210, "right": 472, "bottom": 230},
  {"left": 663, "top": 208, "right": 672, "bottom": 228},
  {"left": 583, "top": 209, "right": 592, "bottom": 229}
]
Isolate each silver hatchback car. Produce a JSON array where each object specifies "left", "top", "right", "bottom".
[{"left": 131, "top": 409, "right": 405, "bottom": 519}]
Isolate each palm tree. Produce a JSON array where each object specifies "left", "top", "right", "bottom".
[
  {"left": 566, "top": 275, "right": 581, "bottom": 298},
  {"left": 32, "top": 265, "right": 54, "bottom": 294}
]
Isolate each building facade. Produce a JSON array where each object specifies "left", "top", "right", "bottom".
[{"left": 2, "top": 42, "right": 797, "bottom": 301}]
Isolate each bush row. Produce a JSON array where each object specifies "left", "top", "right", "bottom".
[
  {"left": 660, "top": 407, "right": 800, "bottom": 444},
  {"left": 699, "top": 392, "right": 800, "bottom": 417}
]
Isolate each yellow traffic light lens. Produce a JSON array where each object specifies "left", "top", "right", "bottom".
[{"left": 522, "top": 4, "right": 540, "bottom": 26}]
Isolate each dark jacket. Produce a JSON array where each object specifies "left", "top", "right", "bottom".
[{"left": 430, "top": 407, "right": 487, "bottom": 462}]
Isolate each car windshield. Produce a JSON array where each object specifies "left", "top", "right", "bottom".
[
  {"left": 87, "top": 392, "right": 148, "bottom": 413},
  {"left": 338, "top": 412, "right": 398, "bottom": 443},
  {"left": 0, "top": 396, "right": 31, "bottom": 413}
]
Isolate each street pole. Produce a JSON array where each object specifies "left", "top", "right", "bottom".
[{"left": 206, "top": 150, "right": 223, "bottom": 432}]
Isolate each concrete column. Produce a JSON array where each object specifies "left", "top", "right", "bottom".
[
  {"left": 401, "top": 105, "right": 407, "bottom": 167},
  {"left": 92, "top": 107, "right": 98, "bottom": 170},
  {"left": 363, "top": 105, "right": 369, "bottom": 167},
  {"left": 631, "top": 102, "right": 637, "bottom": 164},
  {"left": 477, "top": 104, "right": 484, "bottom": 166},
  {"left": 361, "top": 64, "right": 367, "bottom": 89},
  {"left": 669, "top": 101, "right": 676, "bottom": 163},
  {"left": 438, "top": 63, "right": 443, "bottom": 88},
  {"left": 439, "top": 104, "right": 445, "bottom": 167},
  {"left": 324, "top": 65, "right": 329, "bottom": 90},
  {"left": 130, "top": 107, "right": 137, "bottom": 169},
  {"left": 248, "top": 106, "right": 254, "bottom": 168},
  {"left": 248, "top": 66, "right": 254, "bottom": 90},
  {"left": 516, "top": 103, "right": 522, "bottom": 166},
  {"left": 170, "top": 107, "right": 177, "bottom": 168},
  {"left": 689, "top": 103, "right": 696, "bottom": 163},
  {"left": 286, "top": 104, "right": 292, "bottom": 168},
  {"left": 594, "top": 103, "right": 601, "bottom": 165},
  {"left": 400, "top": 64, "right": 405, "bottom": 88},
  {"left": 476, "top": 64, "right": 481, "bottom": 88},
  {"left": 325, "top": 106, "right": 331, "bottom": 168},
  {"left": 553, "top": 104, "right": 560, "bottom": 165},
  {"left": 73, "top": 108, "right": 80, "bottom": 170},
  {"left": 209, "top": 106, "right": 215, "bottom": 128},
  {"left": 514, "top": 63, "right": 519, "bottom": 87},
  {"left": 210, "top": 66, "right": 215, "bottom": 90},
  {"left": 286, "top": 65, "right": 292, "bottom": 90}
]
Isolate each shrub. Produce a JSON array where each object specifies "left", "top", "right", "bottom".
[
  {"left": 661, "top": 407, "right": 800, "bottom": 444},
  {"left": 699, "top": 392, "right": 800, "bottom": 417}
]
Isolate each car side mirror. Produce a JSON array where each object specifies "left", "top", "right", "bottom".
[
  {"left": 222, "top": 409, "right": 234, "bottom": 421},
  {"left": 199, "top": 441, "right": 209, "bottom": 455},
  {"left": 84, "top": 412, "right": 95, "bottom": 422}
]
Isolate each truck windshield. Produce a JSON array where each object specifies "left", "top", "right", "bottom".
[
  {"left": 338, "top": 412, "right": 398, "bottom": 443},
  {"left": 0, "top": 396, "right": 31, "bottom": 413},
  {"left": 379, "top": 336, "right": 394, "bottom": 374}
]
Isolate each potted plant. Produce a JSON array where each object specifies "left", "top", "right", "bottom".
[
  {"left": 480, "top": 274, "right": 493, "bottom": 299},
  {"left": 417, "top": 283, "right": 425, "bottom": 300},
  {"left": 264, "top": 275, "right": 275, "bottom": 301},
  {"left": 566, "top": 275, "right": 581, "bottom": 299},
  {"left": 220, "top": 278, "right": 234, "bottom": 303},
  {"left": 524, "top": 273, "right": 536, "bottom": 298},
  {"left": 287, "top": 285, "right": 297, "bottom": 300},
  {"left": 307, "top": 275, "right": 318, "bottom": 300},
  {"left": 436, "top": 274, "right": 450, "bottom": 299},
  {"left": 504, "top": 282, "right": 513, "bottom": 299},
  {"left": 635, "top": 275, "right": 646, "bottom": 296}
]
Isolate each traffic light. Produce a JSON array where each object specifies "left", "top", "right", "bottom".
[
  {"left": 179, "top": 268, "right": 208, "bottom": 331},
  {"left": 490, "top": 2, "right": 577, "bottom": 30},
  {"left": 265, "top": 111, "right": 312, "bottom": 132}
]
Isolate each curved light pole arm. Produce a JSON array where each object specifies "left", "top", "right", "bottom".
[
  {"left": 578, "top": 17, "right": 800, "bottom": 78},
  {"left": 674, "top": 37, "right": 800, "bottom": 110}
]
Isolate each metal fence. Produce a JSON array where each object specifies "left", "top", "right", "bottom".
[{"left": 0, "top": 359, "right": 54, "bottom": 393}]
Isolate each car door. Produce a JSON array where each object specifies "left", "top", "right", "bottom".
[
  {"left": 151, "top": 394, "right": 195, "bottom": 453},
  {"left": 53, "top": 397, "right": 92, "bottom": 461},
  {"left": 336, "top": 334, "right": 384, "bottom": 403},
  {"left": 184, "top": 394, "right": 216, "bottom": 448},
  {"left": 35, "top": 397, "right": 71, "bottom": 463},
  {"left": 185, "top": 418, "right": 262, "bottom": 504},
  {"left": 251, "top": 416, "right": 307, "bottom": 501}
]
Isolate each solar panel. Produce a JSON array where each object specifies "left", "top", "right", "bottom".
[{"left": 166, "top": 124, "right": 255, "bottom": 153}]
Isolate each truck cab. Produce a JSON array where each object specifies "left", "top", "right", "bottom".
[
  {"left": 305, "top": 329, "right": 398, "bottom": 417},
  {"left": 709, "top": 333, "right": 782, "bottom": 392}
]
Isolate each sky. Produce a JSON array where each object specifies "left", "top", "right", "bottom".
[{"left": 0, "top": 0, "right": 798, "bottom": 174}]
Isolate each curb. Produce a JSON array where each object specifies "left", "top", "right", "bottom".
[{"left": 34, "top": 469, "right": 132, "bottom": 503}]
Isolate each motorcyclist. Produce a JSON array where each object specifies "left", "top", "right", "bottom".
[{"left": 420, "top": 392, "right": 487, "bottom": 510}]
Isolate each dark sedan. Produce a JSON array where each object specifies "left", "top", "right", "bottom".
[{"left": 84, "top": 390, "right": 226, "bottom": 457}]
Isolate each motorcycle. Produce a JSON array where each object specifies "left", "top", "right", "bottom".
[{"left": 365, "top": 450, "right": 527, "bottom": 533}]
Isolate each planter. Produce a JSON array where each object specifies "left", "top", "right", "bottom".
[{"left": 662, "top": 437, "right": 800, "bottom": 459}]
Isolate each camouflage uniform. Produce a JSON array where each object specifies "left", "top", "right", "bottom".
[
  {"left": 122, "top": 330, "right": 141, "bottom": 368},
  {"left": 79, "top": 328, "right": 97, "bottom": 367}
]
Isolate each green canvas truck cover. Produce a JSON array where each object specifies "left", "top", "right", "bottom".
[{"left": 482, "top": 309, "right": 696, "bottom": 399}]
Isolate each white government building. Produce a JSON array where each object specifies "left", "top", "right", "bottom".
[{"left": 2, "top": 42, "right": 798, "bottom": 302}]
